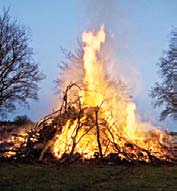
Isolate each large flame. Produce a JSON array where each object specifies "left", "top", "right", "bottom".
[
  {"left": 51, "top": 25, "right": 173, "bottom": 162},
  {"left": 0, "top": 25, "right": 173, "bottom": 162},
  {"left": 82, "top": 25, "right": 105, "bottom": 106}
]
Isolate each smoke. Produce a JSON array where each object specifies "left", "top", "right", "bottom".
[
  {"left": 79, "top": 0, "right": 121, "bottom": 30},
  {"left": 78, "top": 0, "right": 143, "bottom": 97}
]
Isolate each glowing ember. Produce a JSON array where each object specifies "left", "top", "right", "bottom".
[
  {"left": 0, "top": 128, "right": 29, "bottom": 158},
  {"left": 51, "top": 25, "right": 173, "bottom": 162}
]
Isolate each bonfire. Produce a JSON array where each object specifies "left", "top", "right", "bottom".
[{"left": 0, "top": 25, "right": 174, "bottom": 164}]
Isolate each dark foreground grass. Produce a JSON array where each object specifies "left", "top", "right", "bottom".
[{"left": 0, "top": 162, "right": 177, "bottom": 191}]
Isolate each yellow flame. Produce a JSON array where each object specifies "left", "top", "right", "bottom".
[
  {"left": 82, "top": 25, "right": 106, "bottom": 106},
  {"left": 51, "top": 25, "right": 173, "bottom": 162},
  {"left": 1, "top": 25, "right": 172, "bottom": 162}
]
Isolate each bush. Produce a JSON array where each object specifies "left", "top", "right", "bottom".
[{"left": 13, "top": 115, "right": 32, "bottom": 126}]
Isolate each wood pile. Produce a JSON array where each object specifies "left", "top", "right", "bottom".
[{"left": 171, "top": 134, "right": 177, "bottom": 159}]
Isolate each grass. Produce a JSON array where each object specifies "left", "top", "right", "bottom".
[{"left": 0, "top": 162, "right": 177, "bottom": 191}]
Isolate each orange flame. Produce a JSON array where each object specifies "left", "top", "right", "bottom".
[
  {"left": 52, "top": 25, "right": 173, "bottom": 162},
  {"left": 0, "top": 128, "right": 29, "bottom": 158},
  {"left": 1, "top": 25, "right": 172, "bottom": 162}
]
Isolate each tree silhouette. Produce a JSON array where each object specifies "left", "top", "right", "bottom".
[
  {"left": 150, "top": 28, "right": 177, "bottom": 120},
  {"left": 0, "top": 9, "right": 45, "bottom": 118}
]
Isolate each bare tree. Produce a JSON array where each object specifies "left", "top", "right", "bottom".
[
  {"left": 150, "top": 28, "right": 177, "bottom": 120},
  {"left": 0, "top": 9, "right": 45, "bottom": 117}
]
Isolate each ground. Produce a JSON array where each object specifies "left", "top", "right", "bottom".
[{"left": 0, "top": 162, "right": 177, "bottom": 191}]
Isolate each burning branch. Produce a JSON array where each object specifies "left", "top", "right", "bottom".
[{"left": 0, "top": 25, "right": 175, "bottom": 164}]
